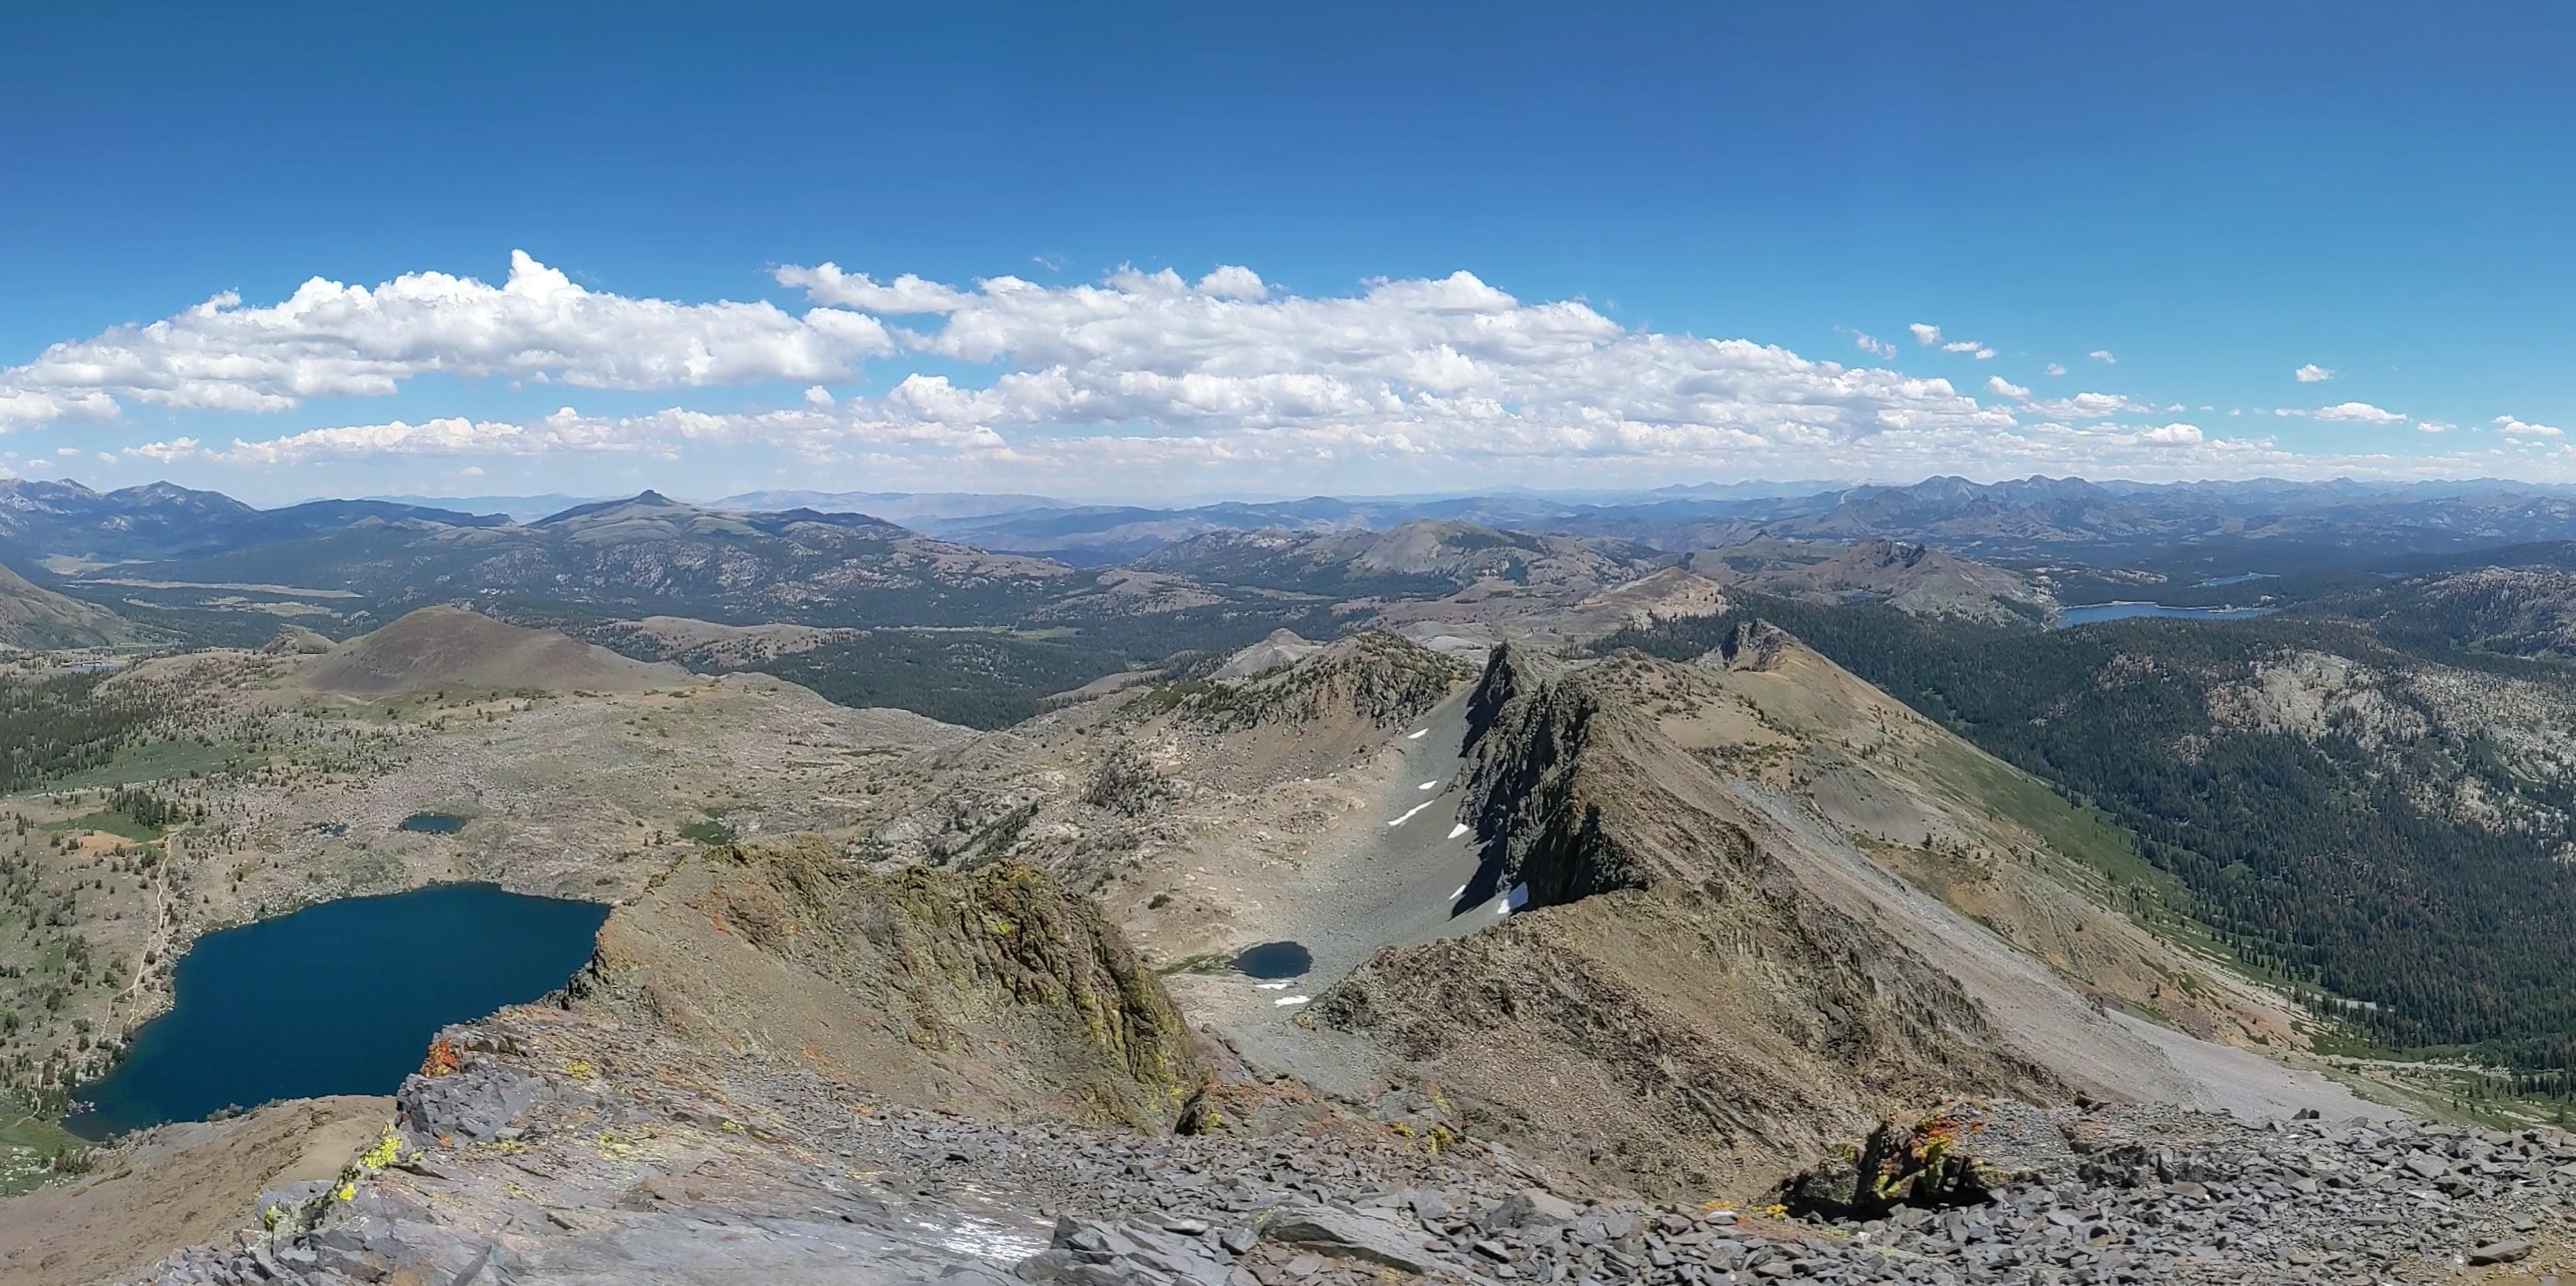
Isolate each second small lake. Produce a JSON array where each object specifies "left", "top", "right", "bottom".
[
  {"left": 2053, "top": 602, "right": 2278, "bottom": 629},
  {"left": 65, "top": 883, "right": 606, "bottom": 1137},
  {"left": 1231, "top": 940, "right": 1314, "bottom": 979},
  {"left": 397, "top": 812, "right": 469, "bottom": 834}
]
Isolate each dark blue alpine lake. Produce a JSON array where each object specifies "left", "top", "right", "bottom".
[
  {"left": 66, "top": 883, "right": 605, "bottom": 1137},
  {"left": 2052, "top": 602, "right": 2277, "bottom": 629}
]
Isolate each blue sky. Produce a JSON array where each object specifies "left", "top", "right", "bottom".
[{"left": 5, "top": 1, "right": 2574, "bottom": 504}]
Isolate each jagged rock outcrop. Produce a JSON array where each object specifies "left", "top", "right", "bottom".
[
  {"left": 1713, "top": 617, "right": 1794, "bottom": 671},
  {"left": 1458, "top": 643, "right": 1758, "bottom": 909},
  {"left": 1166, "top": 631, "right": 1472, "bottom": 733},
  {"left": 1207, "top": 628, "right": 1324, "bottom": 680},
  {"left": 254, "top": 624, "right": 335, "bottom": 655}
]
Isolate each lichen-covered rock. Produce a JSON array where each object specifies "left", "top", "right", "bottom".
[{"left": 572, "top": 844, "right": 1205, "bottom": 1128}]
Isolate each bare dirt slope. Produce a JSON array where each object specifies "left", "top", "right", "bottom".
[
  {"left": 0, "top": 1095, "right": 386, "bottom": 1286},
  {"left": 1690, "top": 623, "right": 2311, "bottom": 1051},
  {"left": 302, "top": 605, "right": 685, "bottom": 697},
  {"left": 1156, "top": 681, "right": 1494, "bottom": 1091}
]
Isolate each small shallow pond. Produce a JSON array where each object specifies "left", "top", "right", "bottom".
[
  {"left": 1231, "top": 940, "right": 1313, "bottom": 979},
  {"left": 398, "top": 812, "right": 469, "bottom": 834},
  {"left": 2053, "top": 602, "right": 2277, "bottom": 629},
  {"left": 65, "top": 883, "right": 606, "bottom": 1137}
]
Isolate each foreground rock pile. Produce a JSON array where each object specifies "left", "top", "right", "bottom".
[
  {"left": 1038, "top": 1105, "right": 2576, "bottom": 1286},
  {"left": 129, "top": 1013, "right": 2576, "bottom": 1285}
]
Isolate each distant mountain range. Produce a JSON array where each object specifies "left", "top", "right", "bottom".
[
  {"left": 358, "top": 493, "right": 611, "bottom": 522},
  {"left": 26, "top": 473, "right": 2576, "bottom": 607},
  {"left": 708, "top": 489, "right": 1065, "bottom": 527},
  {"left": 75, "top": 490, "right": 1077, "bottom": 629},
  {"left": 0, "top": 479, "right": 507, "bottom": 565},
  {"left": 735, "top": 475, "right": 2576, "bottom": 564}
]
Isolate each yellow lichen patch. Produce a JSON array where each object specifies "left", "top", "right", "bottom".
[{"left": 359, "top": 1126, "right": 403, "bottom": 1171}]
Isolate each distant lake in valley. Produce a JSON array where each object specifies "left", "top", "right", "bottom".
[
  {"left": 2053, "top": 602, "right": 2279, "bottom": 629},
  {"left": 65, "top": 883, "right": 606, "bottom": 1137}
]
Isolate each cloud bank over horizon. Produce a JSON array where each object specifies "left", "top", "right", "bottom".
[{"left": 0, "top": 253, "right": 2560, "bottom": 500}]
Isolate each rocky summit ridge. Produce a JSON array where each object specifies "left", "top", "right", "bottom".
[{"left": 133, "top": 1019, "right": 2576, "bottom": 1285}]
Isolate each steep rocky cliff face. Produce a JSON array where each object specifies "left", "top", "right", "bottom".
[
  {"left": 1457, "top": 643, "right": 1764, "bottom": 906},
  {"left": 570, "top": 843, "right": 1204, "bottom": 1128}
]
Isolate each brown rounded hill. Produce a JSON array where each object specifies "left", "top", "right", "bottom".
[{"left": 301, "top": 605, "right": 685, "bottom": 698}]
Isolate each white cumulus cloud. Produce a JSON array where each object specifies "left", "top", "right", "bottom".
[
  {"left": 25, "top": 253, "right": 2554, "bottom": 491},
  {"left": 105, "top": 261, "right": 2056, "bottom": 481},
  {"left": 2294, "top": 363, "right": 2335, "bottom": 383},
  {"left": 2023, "top": 391, "right": 2150, "bottom": 420},
  {"left": 2286, "top": 401, "right": 2406, "bottom": 425},
  {"left": 0, "top": 251, "right": 894, "bottom": 426}
]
